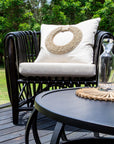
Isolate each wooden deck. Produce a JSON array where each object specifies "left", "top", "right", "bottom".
[{"left": 0, "top": 105, "right": 114, "bottom": 144}]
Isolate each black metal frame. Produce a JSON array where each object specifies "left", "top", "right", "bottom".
[
  {"left": 25, "top": 109, "right": 114, "bottom": 144},
  {"left": 4, "top": 30, "right": 114, "bottom": 124}
]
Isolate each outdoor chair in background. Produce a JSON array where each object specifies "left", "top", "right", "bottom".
[{"left": 4, "top": 18, "right": 114, "bottom": 124}]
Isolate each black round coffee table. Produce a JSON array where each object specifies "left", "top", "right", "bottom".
[{"left": 25, "top": 88, "right": 114, "bottom": 144}]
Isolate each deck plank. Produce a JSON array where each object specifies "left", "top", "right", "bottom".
[{"left": 0, "top": 106, "right": 114, "bottom": 144}]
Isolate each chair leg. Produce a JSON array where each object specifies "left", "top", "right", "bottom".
[
  {"left": 12, "top": 104, "right": 19, "bottom": 125},
  {"left": 50, "top": 122, "right": 66, "bottom": 144},
  {"left": 25, "top": 108, "right": 41, "bottom": 144}
]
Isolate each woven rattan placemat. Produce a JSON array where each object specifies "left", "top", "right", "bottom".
[{"left": 76, "top": 88, "right": 114, "bottom": 101}]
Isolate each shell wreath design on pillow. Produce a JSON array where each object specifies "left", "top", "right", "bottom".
[{"left": 45, "top": 26, "right": 82, "bottom": 55}]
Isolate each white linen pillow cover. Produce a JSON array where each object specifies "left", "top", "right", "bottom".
[{"left": 35, "top": 18, "right": 101, "bottom": 64}]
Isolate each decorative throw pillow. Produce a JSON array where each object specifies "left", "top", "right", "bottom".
[{"left": 35, "top": 18, "right": 101, "bottom": 64}]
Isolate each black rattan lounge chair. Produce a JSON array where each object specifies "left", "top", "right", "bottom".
[{"left": 4, "top": 19, "right": 114, "bottom": 124}]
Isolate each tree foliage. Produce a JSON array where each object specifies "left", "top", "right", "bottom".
[
  {"left": 0, "top": 0, "right": 113, "bottom": 65},
  {"left": 0, "top": 0, "right": 34, "bottom": 64}
]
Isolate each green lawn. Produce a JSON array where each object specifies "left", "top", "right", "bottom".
[{"left": 0, "top": 68, "right": 10, "bottom": 104}]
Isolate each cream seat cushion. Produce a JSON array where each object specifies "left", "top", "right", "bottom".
[
  {"left": 35, "top": 18, "right": 101, "bottom": 64},
  {"left": 19, "top": 62, "right": 96, "bottom": 77}
]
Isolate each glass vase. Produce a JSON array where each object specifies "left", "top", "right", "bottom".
[{"left": 99, "top": 38, "right": 114, "bottom": 91}]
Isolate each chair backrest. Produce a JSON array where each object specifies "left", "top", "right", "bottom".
[{"left": 4, "top": 29, "right": 114, "bottom": 88}]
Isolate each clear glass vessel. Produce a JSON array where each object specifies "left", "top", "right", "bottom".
[{"left": 99, "top": 38, "right": 114, "bottom": 91}]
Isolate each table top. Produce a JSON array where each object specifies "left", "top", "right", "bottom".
[{"left": 35, "top": 88, "right": 114, "bottom": 135}]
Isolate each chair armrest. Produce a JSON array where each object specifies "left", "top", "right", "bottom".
[{"left": 4, "top": 31, "right": 40, "bottom": 71}]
